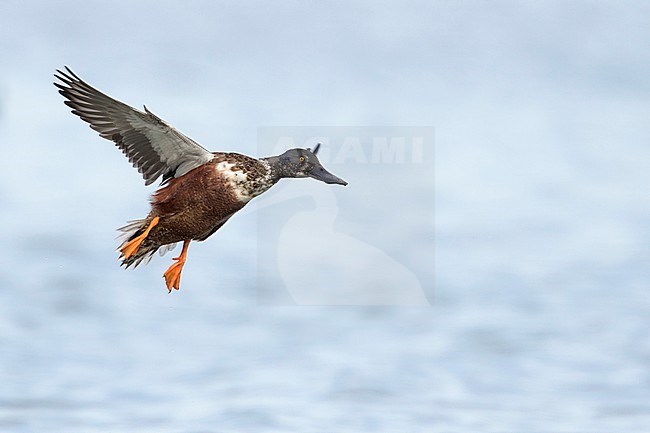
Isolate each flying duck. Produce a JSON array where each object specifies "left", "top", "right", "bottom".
[{"left": 54, "top": 67, "right": 347, "bottom": 292}]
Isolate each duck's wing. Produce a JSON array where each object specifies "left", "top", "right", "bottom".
[{"left": 54, "top": 66, "right": 214, "bottom": 185}]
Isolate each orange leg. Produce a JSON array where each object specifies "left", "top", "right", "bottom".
[
  {"left": 163, "top": 240, "right": 191, "bottom": 293},
  {"left": 120, "top": 216, "right": 160, "bottom": 259}
]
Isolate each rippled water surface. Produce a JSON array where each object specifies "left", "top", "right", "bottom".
[{"left": 1, "top": 2, "right": 649, "bottom": 432}]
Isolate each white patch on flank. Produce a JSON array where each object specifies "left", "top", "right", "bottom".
[{"left": 215, "top": 161, "right": 251, "bottom": 202}]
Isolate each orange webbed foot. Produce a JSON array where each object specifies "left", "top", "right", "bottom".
[
  {"left": 162, "top": 240, "right": 191, "bottom": 293},
  {"left": 163, "top": 260, "right": 184, "bottom": 292},
  {"left": 121, "top": 216, "right": 159, "bottom": 259}
]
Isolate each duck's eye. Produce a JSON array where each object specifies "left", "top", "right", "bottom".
[{"left": 299, "top": 156, "right": 305, "bottom": 162}]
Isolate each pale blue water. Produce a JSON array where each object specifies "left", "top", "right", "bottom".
[{"left": 1, "top": 1, "right": 649, "bottom": 432}]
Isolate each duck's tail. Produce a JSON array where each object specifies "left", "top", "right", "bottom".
[{"left": 116, "top": 217, "right": 176, "bottom": 269}]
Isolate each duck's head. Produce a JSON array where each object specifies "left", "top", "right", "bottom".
[{"left": 270, "top": 144, "right": 348, "bottom": 186}]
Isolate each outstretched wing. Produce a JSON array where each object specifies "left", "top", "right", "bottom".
[{"left": 54, "top": 66, "right": 214, "bottom": 185}]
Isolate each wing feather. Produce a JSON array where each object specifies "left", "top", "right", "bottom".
[{"left": 54, "top": 66, "right": 214, "bottom": 185}]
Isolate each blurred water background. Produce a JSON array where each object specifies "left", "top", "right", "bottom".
[{"left": 0, "top": 1, "right": 648, "bottom": 432}]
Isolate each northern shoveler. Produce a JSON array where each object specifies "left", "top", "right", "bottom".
[{"left": 54, "top": 67, "right": 347, "bottom": 292}]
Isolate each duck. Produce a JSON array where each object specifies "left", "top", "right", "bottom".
[{"left": 54, "top": 67, "right": 347, "bottom": 292}]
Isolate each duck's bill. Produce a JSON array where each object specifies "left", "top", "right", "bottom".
[{"left": 309, "top": 166, "right": 348, "bottom": 186}]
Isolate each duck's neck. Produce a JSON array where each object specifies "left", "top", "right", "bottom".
[{"left": 260, "top": 155, "right": 287, "bottom": 182}]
